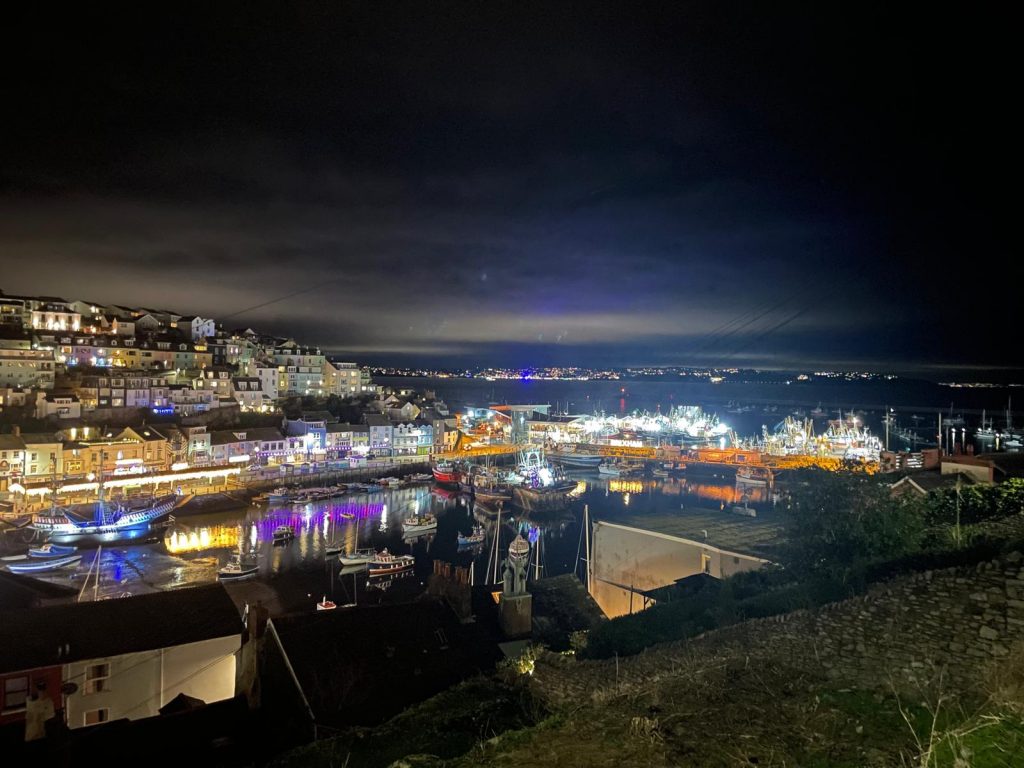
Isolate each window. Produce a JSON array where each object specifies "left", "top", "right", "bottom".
[
  {"left": 84, "top": 663, "right": 110, "bottom": 694},
  {"left": 84, "top": 708, "right": 109, "bottom": 726},
  {"left": 700, "top": 553, "right": 712, "bottom": 575},
  {"left": 3, "top": 676, "right": 29, "bottom": 711}
]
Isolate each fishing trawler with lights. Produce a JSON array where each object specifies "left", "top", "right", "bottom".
[{"left": 509, "top": 448, "right": 577, "bottom": 512}]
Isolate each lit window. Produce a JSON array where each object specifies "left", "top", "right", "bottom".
[
  {"left": 84, "top": 663, "right": 110, "bottom": 694},
  {"left": 701, "top": 553, "right": 712, "bottom": 575}
]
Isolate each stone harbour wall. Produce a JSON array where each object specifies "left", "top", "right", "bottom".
[{"left": 533, "top": 551, "right": 1024, "bottom": 706}]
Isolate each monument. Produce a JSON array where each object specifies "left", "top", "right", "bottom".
[{"left": 498, "top": 533, "right": 533, "bottom": 638}]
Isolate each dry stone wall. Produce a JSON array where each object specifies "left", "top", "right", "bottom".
[{"left": 533, "top": 552, "right": 1024, "bottom": 706}]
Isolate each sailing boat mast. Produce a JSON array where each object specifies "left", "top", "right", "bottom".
[{"left": 583, "top": 504, "right": 591, "bottom": 593}]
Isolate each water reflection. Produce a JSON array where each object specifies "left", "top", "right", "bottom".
[{"left": 24, "top": 472, "right": 773, "bottom": 610}]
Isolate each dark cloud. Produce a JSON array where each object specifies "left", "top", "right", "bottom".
[{"left": 0, "top": 4, "right": 1017, "bottom": 374}]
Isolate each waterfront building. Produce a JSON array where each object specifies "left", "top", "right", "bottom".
[
  {"left": 18, "top": 432, "right": 62, "bottom": 481},
  {"left": 0, "top": 432, "right": 27, "bottom": 493},
  {"left": 285, "top": 411, "right": 337, "bottom": 457},
  {"left": 364, "top": 413, "right": 393, "bottom": 457},
  {"left": 0, "top": 338, "right": 56, "bottom": 390},
  {"left": 209, "top": 429, "right": 261, "bottom": 466},
  {"left": 0, "top": 585, "right": 242, "bottom": 736},
  {"left": 325, "top": 422, "right": 369, "bottom": 458},
  {"left": 58, "top": 425, "right": 170, "bottom": 479}
]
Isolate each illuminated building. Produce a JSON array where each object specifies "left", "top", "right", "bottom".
[{"left": 0, "top": 339, "right": 56, "bottom": 390}]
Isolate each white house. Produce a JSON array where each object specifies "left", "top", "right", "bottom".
[
  {"left": 0, "top": 584, "right": 243, "bottom": 735},
  {"left": 177, "top": 316, "right": 217, "bottom": 342}
]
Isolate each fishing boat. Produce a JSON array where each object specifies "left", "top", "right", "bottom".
[
  {"left": 218, "top": 554, "right": 258, "bottom": 581},
  {"left": 30, "top": 494, "right": 183, "bottom": 546},
  {"left": 547, "top": 450, "right": 603, "bottom": 468},
  {"left": 266, "top": 487, "right": 293, "bottom": 503},
  {"left": 6, "top": 554, "right": 82, "bottom": 574},
  {"left": 458, "top": 526, "right": 486, "bottom": 548},
  {"left": 368, "top": 549, "right": 415, "bottom": 576},
  {"left": 431, "top": 461, "right": 461, "bottom": 488},
  {"left": 403, "top": 514, "right": 438, "bottom": 535},
  {"left": 338, "top": 548, "right": 375, "bottom": 567},
  {"left": 27, "top": 543, "right": 79, "bottom": 559},
  {"left": 272, "top": 525, "right": 295, "bottom": 544},
  {"left": 735, "top": 466, "right": 772, "bottom": 486},
  {"left": 407, "top": 473, "right": 433, "bottom": 483},
  {"left": 316, "top": 596, "right": 337, "bottom": 611}
]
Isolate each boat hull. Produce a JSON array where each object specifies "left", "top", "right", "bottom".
[
  {"left": 31, "top": 496, "right": 179, "bottom": 546},
  {"left": 549, "top": 453, "right": 603, "bottom": 468},
  {"left": 6, "top": 554, "right": 82, "bottom": 573},
  {"left": 512, "top": 485, "right": 573, "bottom": 512},
  {"left": 432, "top": 467, "right": 461, "bottom": 487},
  {"left": 218, "top": 569, "right": 258, "bottom": 581},
  {"left": 368, "top": 561, "right": 414, "bottom": 576}
]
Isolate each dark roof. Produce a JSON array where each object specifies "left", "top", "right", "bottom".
[
  {"left": 0, "top": 571, "right": 78, "bottom": 611},
  {"left": 236, "top": 427, "right": 287, "bottom": 442},
  {"left": 17, "top": 432, "right": 60, "bottom": 444},
  {"left": 271, "top": 599, "right": 501, "bottom": 727},
  {"left": 0, "top": 584, "right": 243, "bottom": 673},
  {"left": 0, "top": 434, "right": 26, "bottom": 450},
  {"left": 299, "top": 410, "right": 337, "bottom": 423},
  {"left": 363, "top": 414, "right": 391, "bottom": 427},
  {"left": 327, "top": 422, "right": 368, "bottom": 433}
]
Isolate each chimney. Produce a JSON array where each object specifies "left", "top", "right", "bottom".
[{"left": 12, "top": 425, "right": 20, "bottom": 437}]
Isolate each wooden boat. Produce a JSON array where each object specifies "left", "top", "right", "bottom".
[
  {"left": 28, "top": 543, "right": 79, "bottom": 559},
  {"left": 30, "top": 494, "right": 182, "bottom": 545},
  {"left": 6, "top": 554, "right": 82, "bottom": 573},
  {"left": 218, "top": 554, "right": 258, "bottom": 581},
  {"left": 402, "top": 514, "right": 438, "bottom": 535},
  {"left": 368, "top": 549, "right": 414, "bottom": 576}
]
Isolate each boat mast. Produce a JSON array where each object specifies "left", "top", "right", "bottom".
[{"left": 583, "top": 503, "right": 591, "bottom": 593}]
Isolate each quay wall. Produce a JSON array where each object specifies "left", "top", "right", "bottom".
[{"left": 533, "top": 551, "right": 1024, "bottom": 706}]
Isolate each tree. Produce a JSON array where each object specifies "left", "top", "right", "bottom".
[{"left": 780, "top": 469, "right": 927, "bottom": 581}]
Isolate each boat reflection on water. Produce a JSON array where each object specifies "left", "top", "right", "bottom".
[
  {"left": 600, "top": 475, "right": 771, "bottom": 509},
  {"left": 364, "top": 568, "right": 416, "bottom": 592}
]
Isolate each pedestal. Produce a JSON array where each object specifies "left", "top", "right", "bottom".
[{"left": 498, "top": 593, "right": 533, "bottom": 639}]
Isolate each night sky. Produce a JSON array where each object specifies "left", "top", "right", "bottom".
[{"left": 1, "top": 5, "right": 1017, "bottom": 375}]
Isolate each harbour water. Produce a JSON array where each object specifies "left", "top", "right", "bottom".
[
  {"left": 7, "top": 376, "right": 1017, "bottom": 612},
  {"left": 6, "top": 469, "right": 779, "bottom": 614}
]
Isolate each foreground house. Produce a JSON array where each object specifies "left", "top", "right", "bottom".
[{"left": 0, "top": 584, "right": 243, "bottom": 737}]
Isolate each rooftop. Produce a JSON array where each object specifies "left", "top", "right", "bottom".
[{"left": 0, "top": 584, "right": 243, "bottom": 673}]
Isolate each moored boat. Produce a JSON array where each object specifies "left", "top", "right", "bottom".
[
  {"left": 368, "top": 548, "right": 415, "bottom": 576},
  {"left": 27, "top": 543, "right": 79, "bottom": 559},
  {"left": 432, "top": 462, "right": 461, "bottom": 487},
  {"left": 403, "top": 514, "right": 438, "bottom": 535},
  {"left": 548, "top": 451, "right": 603, "bottom": 468},
  {"left": 272, "top": 525, "right": 295, "bottom": 544},
  {"left": 30, "top": 494, "right": 183, "bottom": 546},
  {"left": 457, "top": 526, "right": 486, "bottom": 547},
  {"left": 6, "top": 554, "right": 82, "bottom": 574},
  {"left": 218, "top": 554, "right": 258, "bottom": 581},
  {"left": 316, "top": 596, "right": 337, "bottom": 611},
  {"left": 338, "top": 548, "right": 375, "bottom": 567}
]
